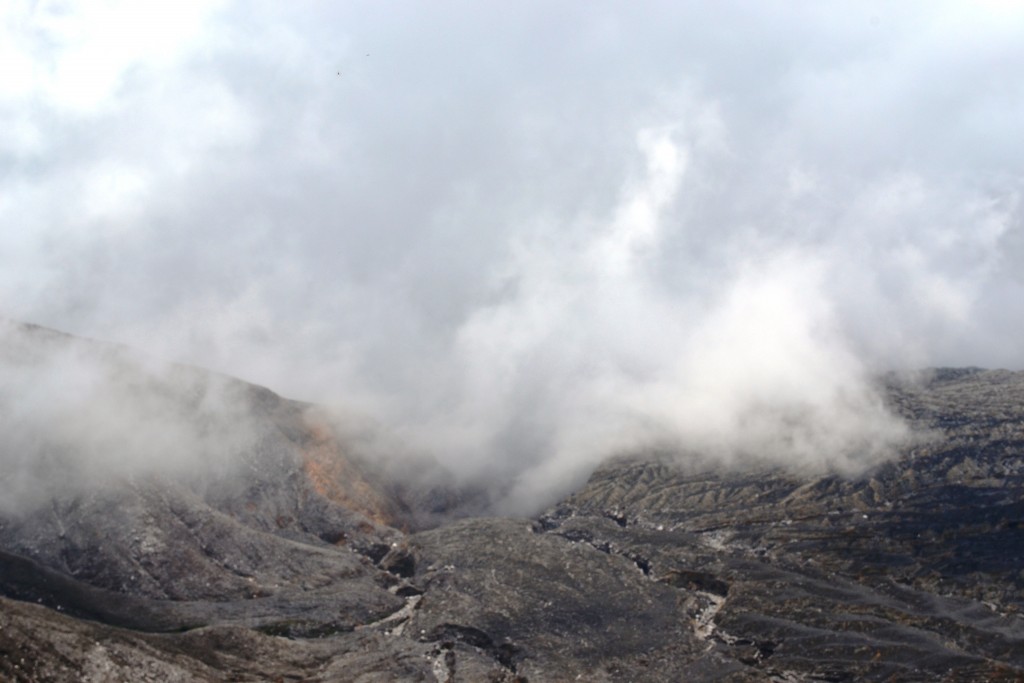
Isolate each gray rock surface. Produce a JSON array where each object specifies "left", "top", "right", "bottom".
[{"left": 2, "top": 324, "right": 1023, "bottom": 681}]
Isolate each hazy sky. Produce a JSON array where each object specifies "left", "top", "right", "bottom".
[{"left": 3, "top": 1, "right": 1023, "bottom": 508}]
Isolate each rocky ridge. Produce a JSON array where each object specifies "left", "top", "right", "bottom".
[{"left": 1, "top": 323, "right": 1023, "bottom": 681}]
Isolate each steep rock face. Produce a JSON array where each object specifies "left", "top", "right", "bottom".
[
  {"left": 2, "top": 323, "right": 1023, "bottom": 681},
  {"left": 0, "top": 320, "right": 407, "bottom": 542},
  {"left": 0, "top": 321, "right": 407, "bottom": 635}
]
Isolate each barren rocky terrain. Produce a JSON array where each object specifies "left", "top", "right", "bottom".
[{"left": 2, "top": 322, "right": 1023, "bottom": 681}]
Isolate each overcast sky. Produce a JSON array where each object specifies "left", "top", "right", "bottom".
[{"left": 3, "top": 1, "right": 1023, "bottom": 507}]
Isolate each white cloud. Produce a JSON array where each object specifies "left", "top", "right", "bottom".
[
  {"left": 0, "top": 0, "right": 223, "bottom": 111},
  {"left": 1, "top": 1, "right": 1022, "bottom": 511}
]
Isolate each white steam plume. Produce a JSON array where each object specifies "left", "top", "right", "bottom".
[{"left": 2, "top": 2, "right": 1022, "bottom": 512}]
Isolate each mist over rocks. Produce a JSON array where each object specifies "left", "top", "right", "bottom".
[
  {"left": 3, "top": 2, "right": 1022, "bottom": 517},
  {"left": 1, "top": 322, "right": 1023, "bottom": 681},
  {"left": 0, "top": 314, "right": 909, "bottom": 518},
  {"left": 3, "top": 2, "right": 1024, "bottom": 679},
  {"left": 0, "top": 319, "right": 306, "bottom": 521}
]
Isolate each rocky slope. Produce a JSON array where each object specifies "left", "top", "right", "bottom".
[{"left": 1, "top": 323, "right": 1023, "bottom": 681}]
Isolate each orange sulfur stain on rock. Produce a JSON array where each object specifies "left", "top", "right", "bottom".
[{"left": 299, "top": 414, "right": 396, "bottom": 529}]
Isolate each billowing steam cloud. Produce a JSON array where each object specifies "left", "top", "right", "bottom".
[{"left": 2, "top": 2, "right": 1022, "bottom": 512}]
